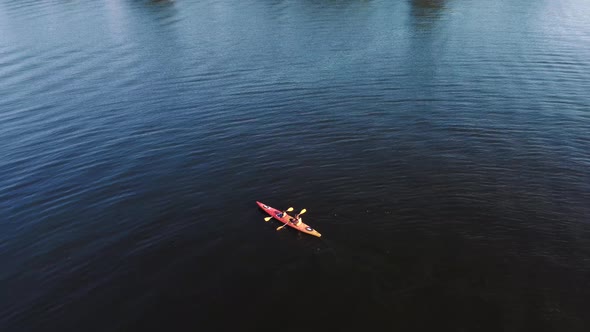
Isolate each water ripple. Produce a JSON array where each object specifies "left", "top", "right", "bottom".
[{"left": 2, "top": 0, "right": 590, "bottom": 331}]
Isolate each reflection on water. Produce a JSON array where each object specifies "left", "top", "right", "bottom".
[
  {"left": 409, "top": 0, "right": 447, "bottom": 29},
  {"left": 411, "top": 0, "right": 446, "bottom": 15}
]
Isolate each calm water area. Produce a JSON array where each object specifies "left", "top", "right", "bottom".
[{"left": 1, "top": 0, "right": 589, "bottom": 331}]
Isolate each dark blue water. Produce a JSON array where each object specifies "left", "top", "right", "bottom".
[{"left": 1, "top": 0, "right": 590, "bottom": 331}]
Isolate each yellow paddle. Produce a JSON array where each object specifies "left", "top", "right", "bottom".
[
  {"left": 276, "top": 208, "right": 307, "bottom": 230},
  {"left": 264, "top": 207, "right": 293, "bottom": 222}
]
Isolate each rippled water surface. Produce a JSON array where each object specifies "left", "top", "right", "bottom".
[{"left": 1, "top": 0, "right": 590, "bottom": 331}]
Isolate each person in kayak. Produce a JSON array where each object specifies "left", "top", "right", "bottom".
[
  {"left": 292, "top": 213, "right": 303, "bottom": 226},
  {"left": 287, "top": 208, "right": 306, "bottom": 225},
  {"left": 277, "top": 207, "right": 294, "bottom": 220}
]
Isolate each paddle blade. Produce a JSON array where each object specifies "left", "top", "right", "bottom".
[
  {"left": 286, "top": 207, "right": 294, "bottom": 212},
  {"left": 299, "top": 208, "right": 307, "bottom": 215},
  {"left": 276, "top": 224, "right": 287, "bottom": 231},
  {"left": 264, "top": 217, "right": 273, "bottom": 222}
]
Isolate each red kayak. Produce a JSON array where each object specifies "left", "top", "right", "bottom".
[{"left": 256, "top": 201, "right": 321, "bottom": 237}]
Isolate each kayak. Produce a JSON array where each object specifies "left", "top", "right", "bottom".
[{"left": 256, "top": 201, "right": 321, "bottom": 237}]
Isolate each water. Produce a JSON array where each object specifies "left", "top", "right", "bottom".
[{"left": 1, "top": 0, "right": 589, "bottom": 331}]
